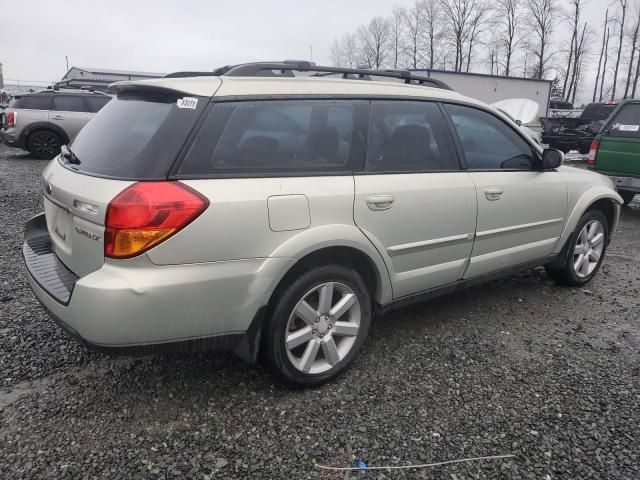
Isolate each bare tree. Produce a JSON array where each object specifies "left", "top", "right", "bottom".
[
  {"left": 422, "top": 0, "right": 444, "bottom": 69},
  {"left": 329, "top": 33, "right": 359, "bottom": 68},
  {"left": 402, "top": 1, "right": 426, "bottom": 68},
  {"left": 495, "top": 0, "right": 523, "bottom": 76},
  {"left": 439, "top": 0, "right": 477, "bottom": 71},
  {"left": 593, "top": 9, "right": 610, "bottom": 102},
  {"left": 357, "top": 16, "right": 392, "bottom": 69},
  {"left": 568, "top": 23, "right": 589, "bottom": 104},
  {"left": 329, "top": 39, "right": 345, "bottom": 67},
  {"left": 632, "top": 42, "right": 640, "bottom": 97},
  {"left": 389, "top": 7, "right": 405, "bottom": 69},
  {"left": 562, "top": 0, "right": 581, "bottom": 99},
  {"left": 624, "top": 4, "right": 640, "bottom": 98},
  {"left": 464, "top": 1, "right": 491, "bottom": 71},
  {"left": 525, "top": 0, "right": 559, "bottom": 79},
  {"left": 611, "top": 0, "right": 629, "bottom": 100},
  {"left": 600, "top": 26, "right": 611, "bottom": 101}
]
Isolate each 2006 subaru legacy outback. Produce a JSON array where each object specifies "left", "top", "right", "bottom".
[{"left": 23, "top": 62, "right": 623, "bottom": 386}]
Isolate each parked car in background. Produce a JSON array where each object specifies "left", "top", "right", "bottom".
[
  {"left": 589, "top": 99, "right": 640, "bottom": 206},
  {"left": 23, "top": 62, "right": 622, "bottom": 387},
  {"left": 1, "top": 89, "right": 111, "bottom": 159},
  {"left": 541, "top": 102, "right": 618, "bottom": 154}
]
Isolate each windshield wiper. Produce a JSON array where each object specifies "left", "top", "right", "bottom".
[{"left": 61, "top": 145, "right": 81, "bottom": 165}]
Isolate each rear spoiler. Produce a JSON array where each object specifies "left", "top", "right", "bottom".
[{"left": 109, "top": 77, "right": 222, "bottom": 98}]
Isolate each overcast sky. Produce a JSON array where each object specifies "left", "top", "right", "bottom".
[{"left": 3, "top": 0, "right": 609, "bottom": 103}]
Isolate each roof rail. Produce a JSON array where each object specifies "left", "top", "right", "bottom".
[
  {"left": 163, "top": 61, "right": 453, "bottom": 90},
  {"left": 222, "top": 61, "right": 453, "bottom": 90}
]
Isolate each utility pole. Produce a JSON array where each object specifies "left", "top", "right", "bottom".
[
  {"left": 310, "top": 46, "right": 313, "bottom": 63},
  {"left": 65, "top": 56, "right": 69, "bottom": 71}
]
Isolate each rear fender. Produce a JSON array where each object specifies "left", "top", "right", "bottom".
[
  {"left": 20, "top": 122, "right": 70, "bottom": 146},
  {"left": 268, "top": 224, "right": 393, "bottom": 304}
]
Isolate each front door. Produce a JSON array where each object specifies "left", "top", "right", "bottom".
[
  {"left": 443, "top": 103, "right": 568, "bottom": 278},
  {"left": 354, "top": 100, "right": 477, "bottom": 299}
]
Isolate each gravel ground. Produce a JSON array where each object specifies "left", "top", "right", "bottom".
[{"left": 1, "top": 144, "right": 639, "bottom": 479}]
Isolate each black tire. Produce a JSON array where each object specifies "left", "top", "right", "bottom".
[
  {"left": 619, "top": 190, "right": 636, "bottom": 206},
  {"left": 263, "top": 264, "right": 372, "bottom": 387},
  {"left": 27, "top": 130, "right": 62, "bottom": 159},
  {"left": 546, "top": 209, "right": 609, "bottom": 287}
]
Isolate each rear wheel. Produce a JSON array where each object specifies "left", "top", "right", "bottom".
[
  {"left": 546, "top": 210, "right": 608, "bottom": 286},
  {"left": 619, "top": 190, "right": 636, "bottom": 206},
  {"left": 264, "top": 265, "right": 371, "bottom": 387},
  {"left": 27, "top": 130, "right": 62, "bottom": 159}
]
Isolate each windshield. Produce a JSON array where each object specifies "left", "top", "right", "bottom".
[{"left": 68, "top": 89, "right": 208, "bottom": 179}]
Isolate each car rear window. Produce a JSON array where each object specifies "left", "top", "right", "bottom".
[
  {"left": 9, "top": 95, "right": 52, "bottom": 110},
  {"left": 582, "top": 103, "right": 617, "bottom": 121},
  {"left": 67, "top": 89, "right": 208, "bottom": 179},
  {"left": 178, "top": 100, "right": 367, "bottom": 176},
  {"left": 84, "top": 95, "right": 111, "bottom": 113},
  {"left": 608, "top": 103, "right": 640, "bottom": 138}
]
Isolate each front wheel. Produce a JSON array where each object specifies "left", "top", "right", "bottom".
[
  {"left": 546, "top": 210, "right": 609, "bottom": 286},
  {"left": 264, "top": 265, "right": 372, "bottom": 387},
  {"left": 619, "top": 190, "right": 636, "bottom": 206}
]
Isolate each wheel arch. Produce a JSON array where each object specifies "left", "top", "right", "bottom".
[
  {"left": 555, "top": 188, "right": 622, "bottom": 255},
  {"left": 21, "top": 122, "right": 70, "bottom": 148}
]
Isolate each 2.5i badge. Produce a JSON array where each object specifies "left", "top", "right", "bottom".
[{"left": 177, "top": 97, "right": 198, "bottom": 109}]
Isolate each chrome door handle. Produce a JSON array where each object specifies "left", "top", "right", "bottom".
[
  {"left": 484, "top": 187, "right": 504, "bottom": 201},
  {"left": 366, "top": 194, "right": 395, "bottom": 211}
]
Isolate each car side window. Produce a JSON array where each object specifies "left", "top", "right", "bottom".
[
  {"left": 51, "top": 96, "right": 86, "bottom": 112},
  {"left": 366, "top": 101, "right": 459, "bottom": 172},
  {"left": 10, "top": 96, "right": 52, "bottom": 110},
  {"left": 179, "top": 100, "right": 362, "bottom": 175},
  {"left": 84, "top": 96, "right": 111, "bottom": 113},
  {"left": 608, "top": 103, "right": 640, "bottom": 138},
  {"left": 445, "top": 104, "right": 536, "bottom": 170}
]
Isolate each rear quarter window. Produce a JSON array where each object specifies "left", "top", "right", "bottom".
[
  {"left": 84, "top": 96, "right": 112, "bottom": 113},
  {"left": 52, "top": 95, "right": 86, "bottom": 112},
  {"left": 608, "top": 103, "right": 640, "bottom": 138},
  {"left": 9, "top": 96, "right": 52, "bottom": 110},
  {"left": 582, "top": 103, "right": 617, "bottom": 121}
]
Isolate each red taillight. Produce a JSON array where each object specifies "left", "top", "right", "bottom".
[
  {"left": 587, "top": 140, "right": 599, "bottom": 165},
  {"left": 6, "top": 112, "right": 16, "bottom": 127},
  {"left": 105, "top": 182, "right": 209, "bottom": 259}
]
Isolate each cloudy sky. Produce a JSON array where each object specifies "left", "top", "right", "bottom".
[{"left": 3, "top": 0, "right": 610, "bottom": 102}]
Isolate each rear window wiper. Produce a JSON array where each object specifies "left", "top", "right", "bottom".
[{"left": 61, "top": 145, "right": 81, "bottom": 165}]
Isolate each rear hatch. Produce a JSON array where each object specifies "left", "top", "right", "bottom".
[
  {"left": 41, "top": 82, "right": 217, "bottom": 277},
  {"left": 597, "top": 101, "right": 640, "bottom": 176}
]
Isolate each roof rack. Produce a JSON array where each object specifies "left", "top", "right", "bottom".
[{"left": 163, "top": 61, "right": 453, "bottom": 90}]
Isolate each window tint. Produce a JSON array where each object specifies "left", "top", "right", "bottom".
[
  {"left": 69, "top": 90, "right": 207, "bottom": 179},
  {"left": 608, "top": 103, "right": 640, "bottom": 138},
  {"left": 179, "top": 101, "right": 360, "bottom": 175},
  {"left": 445, "top": 104, "right": 536, "bottom": 170},
  {"left": 367, "top": 101, "right": 459, "bottom": 172},
  {"left": 84, "top": 96, "right": 111, "bottom": 113},
  {"left": 9, "top": 96, "right": 52, "bottom": 110},
  {"left": 52, "top": 95, "right": 86, "bottom": 112}
]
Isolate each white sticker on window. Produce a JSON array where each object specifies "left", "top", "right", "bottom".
[
  {"left": 177, "top": 97, "right": 198, "bottom": 110},
  {"left": 614, "top": 123, "right": 640, "bottom": 132}
]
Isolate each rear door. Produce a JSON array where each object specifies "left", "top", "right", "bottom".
[
  {"left": 443, "top": 103, "right": 567, "bottom": 278},
  {"left": 353, "top": 100, "right": 477, "bottom": 299},
  {"left": 49, "top": 95, "right": 92, "bottom": 141},
  {"left": 597, "top": 102, "right": 640, "bottom": 176}
]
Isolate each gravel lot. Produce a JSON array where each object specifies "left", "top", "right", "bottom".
[{"left": 1, "top": 144, "right": 639, "bottom": 479}]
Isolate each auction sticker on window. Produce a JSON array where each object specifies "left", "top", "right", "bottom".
[
  {"left": 614, "top": 123, "right": 640, "bottom": 132},
  {"left": 177, "top": 97, "right": 198, "bottom": 109}
]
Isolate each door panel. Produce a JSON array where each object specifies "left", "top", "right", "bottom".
[
  {"left": 466, "top": 171, "right": 567, "bottom": 277},
  {"left": 354, "top": 173, "right": 477, "bottom": 298}
]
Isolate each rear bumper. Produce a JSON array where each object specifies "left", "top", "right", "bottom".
[
  {"left": 22, "top": 213, "right": 293, "bottom": 360},
  {"left": 0, "top": 128, "right": 24, "bottom": 148},
  {"left": 608, "top": 175, "right": 640, "bottom": 193}
]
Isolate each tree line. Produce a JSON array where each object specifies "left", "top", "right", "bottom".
[{"left": 329, "top": 0, "right": 640, "bottom": 104}]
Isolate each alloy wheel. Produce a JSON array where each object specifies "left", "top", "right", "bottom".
[
  {"left": 285, "top": 282, "right": 361, "bottom": 374},
  {"left": 572, "top": 219, "right": 605, "bottom": 278},
  {"left": 30, "top": 132, "right": 60, "bottom": 158}
]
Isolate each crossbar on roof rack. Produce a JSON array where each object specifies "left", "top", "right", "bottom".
[{"left": 163, "top": 61, "right": 453, "bottom": 90}]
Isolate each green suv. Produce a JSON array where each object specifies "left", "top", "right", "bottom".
[{"left": 588, "top": 99, "right": 640, "bottom": 206}]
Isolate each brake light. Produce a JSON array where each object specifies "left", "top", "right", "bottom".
[
  {"left": 587, "top": 140, "right": 599, "bottom": 165},
  {"left": 6, "top": 112, "right": 16, "bottom": 127},
  {"left": 105, "top": 182, "right": 209, "bottom": 259}
]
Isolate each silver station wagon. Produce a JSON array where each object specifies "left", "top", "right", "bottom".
[{"left": 23, "top": 62, "right": 622, "bottom": 386}]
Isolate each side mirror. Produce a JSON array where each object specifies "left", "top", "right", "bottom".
[
  {"left": 541, "top": 148, "right": 563, "bottom": 170},
  {"left": 515, "top": 119, "right": 522, "bottom": 126}
]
